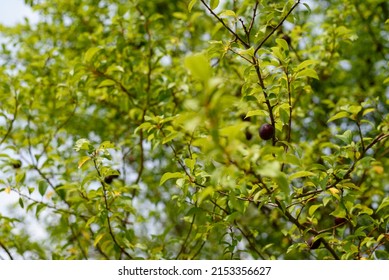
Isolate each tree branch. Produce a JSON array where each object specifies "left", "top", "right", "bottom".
[
  {"left": 200, "top": 0, "right": 250, "bottom": 48},
  {"left": 254, "top": 1, "right": 301, "bottom": 55},
  {"left": 0, "top": 241, "right": 14, "bottom": 260}
]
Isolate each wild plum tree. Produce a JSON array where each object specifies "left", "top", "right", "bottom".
[{"left": 0, "top": 0, "right": 388, "bottom": 260}]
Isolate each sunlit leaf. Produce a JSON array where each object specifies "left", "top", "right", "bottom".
[
  {"left": 160, "top": 172, "right": 184, "bottom": 185},
  {"left": 327, "top": 111, "right": 349, "bottom": 123},
  {"left": 184, "top": 53, "right": 212, "bottom": 82}
]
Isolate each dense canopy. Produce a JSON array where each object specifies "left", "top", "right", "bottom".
[{"left": 0, "top": 0, "right": 388, "bottom": 260}]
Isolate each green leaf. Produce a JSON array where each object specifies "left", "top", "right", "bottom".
[
  {"left": 78, "top": 156, "right": 91, "bottom": 169},
  {"left": 309, "top": 204, "right": 322, "bottom": 216},
  {"left": 38, "top": 181, "right": 48, "bottom": 196},
  {"left": 94, "top": 233, "right": 105, "bottom": 247},
  {"left": 160, "top": 172, "right": 183, "bottom": 185},
  {"left": 74, "top": 138, "right": 93, "bottom": 152},
  {"left": 303, "top": 3, "right": 311, "bottom": 13},
  {"left": 83, "top": 46, "right": 103, "bottom": 64},
  {"left": 330, "top": 207, "right": 347, "bottom": 218},
  {"left": 276, "top": 38, "right": 289, "bottom": 51},
  {"left": 335, "top": 130, "right": 353, "bottom": 145},
  {"left": 219, "top": 10, "right": 236, "bottom": 18},
  {"left": 184, "top": 53, "right": 212, "bottom": 82},
  {"left": 18, "top": 197, "right": 24, "bottom": 209},
  {"left": 15, "top": 171, "right": 26, "bottom": 184},
  {"left": 362, "top": 108, "right": 375, "bottom": 116},
  {"left": 289, "top": 171, "right": 315, "bottom": 180},
  {"left": 295, "top": 59, "right": 317, "bottom": 71},
  {"left": 98, "top": 79, "right": 116, "bottom": 88},
  {"left": 258, "top": 161, "right": 281, "bottom": 177},
  {"left": 184, "top": 158, "right": 196, "bottom": 173},
  {"left": 237, "top": 47, "right": 255, "bottom": 57},
  {"left": 245, "top": 110, "right": 267, "bottom": 118},
  {"left": 210, "top": 0, "right": 220, "bottom": 10},
  {"left": 196, "top": 186, "right": 214, "bottom": 204},
  {"left": 188, "top": 0, "right": 197, "bottom": 12},
  {"left": 376, "top": 197, "right": 389, "bottom": 213},
  {"left": 279, "top": 106, "right": 289, "bottom": 125},
  {"left": 105, "top": 65, "right": 124, "bottom": 74},
  {"left": 275, "top": 173, "right": 289, "bottom": 195},
  {"left": 327, "top": 111, "right": 349, "bottom": 123},
  {"left": 162, "top": 132, "right": 179, "bottom": 144},
  {"left": 99, "top": 141, "right": 115, "bottom": 150},
  {"left": 295, "top": 68, "right": 319, "bottom": 80}
]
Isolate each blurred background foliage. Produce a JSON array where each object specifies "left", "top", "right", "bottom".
[{"left": 0, "top": 0, "right": 388, "bottom": 259}]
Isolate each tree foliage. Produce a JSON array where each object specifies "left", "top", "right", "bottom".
[{"left": 0, "top": 0, "right": 388, "bottom": 260}]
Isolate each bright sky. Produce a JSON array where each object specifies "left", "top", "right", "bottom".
[{"left": 0, "top": 0, "right": 39, "bottom": 26}]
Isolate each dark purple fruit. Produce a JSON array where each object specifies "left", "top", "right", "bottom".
[
  {"left": 245, "top": 129, "right": 253, "bottom": 140},
  {"left": 307, "top": 236, "right": 321, "bottom": 250},
  {"left": 334, "top": 217, "right": 347, "bottom": 226},
  {"left": 12, "top": 160, "right": 22, "bottom": 169},
  {"left": 259, "top": 123, "right": 274, "bottom": 140},
  {"left": 282, "top": 34, "right": 291, "bottom": 45},
  {"left": 104, "top": 174, "right": 119, "bottom": 184}
]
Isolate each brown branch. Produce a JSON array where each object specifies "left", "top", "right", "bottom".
[
  {"left": 93, "top": 158, "right": 133, "bottom": 259},
  {"left": 200, "top": 0, "right": 250, "bottom": 48},
  {"left": 274, "top": 199, "right": 340, "bottom": 259},
  {"left": 0, "top": 240, "right": 14, "bottom": 260},
  {"left": 248, "top": 1, "right": 259, "bottom": 36},
  {"left": 0, "top": 91, "right": 18, "bottom": 145},
  {"left": 175, "top": 214, "right": 196, "bottom": 259},
  {"left": 235, "top": 222, "right": 266, "bottom": 259}
]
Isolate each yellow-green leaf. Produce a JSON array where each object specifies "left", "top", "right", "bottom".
[
  {"left": 276, "top": 38, "right": 289, "bottom": 51},
  {"left": 83, "top": 47, "right": 103, "bottom": 64},
  {"left": 327, "top": 111, "right": 349, "bottom": 123},
  {"left": 295, "top": 68, "right": 319, "bottom": 80},
  {"left": 376, "top": 197, "right": 389, "bottom": 213},
  {"left": 160, "top": 172, "right": 183, "bottom": 185},
  {"left": 210, "top": 0, "right": 219, "bottom": 9},
  {"left": 99, "top": 141, "right": 115, "bottom": 150},
  {"left": 309, "top": 205, "right": 321, "bottom": 216},
  {"left": 188, "top": 0, "right": 197, "bottom": 12},
  {"left": 78, "top": 156, "right": 91, "bottom": 169},
  {"left": 295, "top": 59, "right": 317, "bottom": 71},
  {"left": 98, "top": 79, "right": 116, "bottom": 88},
  {"left": 219, "top": 10, "right": 236, "bottom": 18},
  {"left": 245, "top": 109, "right": 267, "bottom": 118},
  {"left": 94, "top": 233, "right": 105, "bottom": 247},
  {"left": 289, "top": 171, "right": 315, "bottom": 180},
  {"left": 184, "top": 53, "right": 212, "bottom": 82}
]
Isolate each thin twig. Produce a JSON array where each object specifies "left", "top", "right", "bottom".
[
  {"left": 254, "top": 1, "right": 301, "bottom": 55},
  {"left": 176, "top": 214, "right": 196, "bottom": 259},
  {"left": 200, "top": 0, "right": 250, "bottom": 48},
  {"left": 93, "top": 158, "right": 133, "bottom": 259},
  {"left": 0, "top": 241, "right": 14, "bottom": 260}
]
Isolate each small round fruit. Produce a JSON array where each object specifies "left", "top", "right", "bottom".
[
  {"left": 104, "top": 174, "right": 119, "bottom": 184},
  {"left": 11, "top": 160, "right": 22, "bottom": 169},
  {"left": 307, "top": 236, "right": 321, "bottom": 250},
  {"left": 282, "top": 34, "right": 291, "bottom": 45},
  {"left": 245, "top": 129, "right": 253, "bottom": 140},
  {"left": 259, "top": 123, "right": 274, "bottom": 140},
  {"left": 334, "top": 217, "right": 347, "bottom": 226}
]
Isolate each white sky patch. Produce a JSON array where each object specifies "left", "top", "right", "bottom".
[{"left": 0, "top": 0, "right": 40, "bottom": 26}]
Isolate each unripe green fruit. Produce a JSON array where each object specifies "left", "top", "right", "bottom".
[{"left": 259, "top": 123, "right": 274, "bottom": 140}]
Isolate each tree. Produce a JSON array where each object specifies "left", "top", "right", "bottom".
[{"left": 0, "top": 0, "right": 388, "bottom": 260}]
